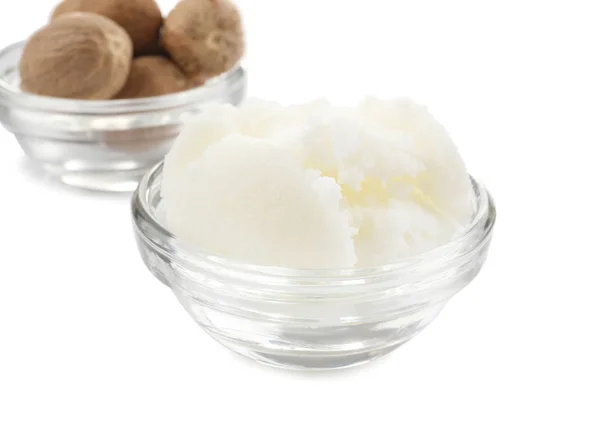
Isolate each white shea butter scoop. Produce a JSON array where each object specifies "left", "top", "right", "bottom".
[{"left": 161, "top": 97, "right": 475, "bottom": 269}]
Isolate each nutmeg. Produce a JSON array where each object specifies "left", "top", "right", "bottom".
[
  {"left": 115, "top": 56, "right": 188, "bottom": 99},
  {"left": 52, "top": 0, "right": 163, "bottom": 55},
  {"left": 19, "top": 13, "right": 133, "bottom": 100},
  {"left": 161, "top": 0, "right": 244, "bottom": 82}
]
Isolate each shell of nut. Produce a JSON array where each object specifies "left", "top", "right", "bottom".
[
  {"left": 161, "top": 0, "right": 244, "bottom": 82},
  {"left": 19, "top": 12, "right": 133, "bottom": 100},
  {"left": 52, "top": 0, "right": 163, "bottom": 55},
  {"left": 115, "top": 56, "right": 189, "bottom": 99}
]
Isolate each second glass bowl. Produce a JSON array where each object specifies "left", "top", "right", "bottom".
[
  {"left": 132, "top": 162, "right": 496, "bottom": 371},
  {"left": 0, "top": 41, "right": 247, "bottom": 192}
]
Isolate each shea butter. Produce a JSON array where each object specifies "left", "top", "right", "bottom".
[{"left": 162, "top": 98, "right": 475, "bottom": 269}]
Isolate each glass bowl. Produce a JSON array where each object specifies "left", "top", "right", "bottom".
[
  {"left": 0, "top": 41, "right": 247, "bottom": 192},
  {"left": 132, "top": 162, "right": 496, "bottom": 370}
]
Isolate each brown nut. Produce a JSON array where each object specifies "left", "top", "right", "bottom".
[
  {"left": 115, "top": 56, "right": 188, "bottom": 99},
  {"left": 161, "top": 0, "right": 244, "bottom": 81},
  {"left": 19, "top": 12, "right": 133, "bottom": 100},
  {"left": 52, "top": 0, "right": 163, "bottom": 55}
]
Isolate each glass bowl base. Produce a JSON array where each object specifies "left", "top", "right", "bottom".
[
  {"left": 38, "top": 162, "right": 151, "bottom": 192},
  {"left": 173, "top": 287, "right": 447, "bottom": 372},
  {"left": 16, "top": 134, "right": 173, "bottom": 192},
  {"left": 212, "top": 334, "right": 407, "bottom": 370}
]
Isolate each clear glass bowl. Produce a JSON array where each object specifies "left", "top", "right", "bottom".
[
  {"left": 132, "top": 162, "right": 496, "bottom": 370},
  {"left": 0, "top": 41, "right": 247, "bottom": 192}
]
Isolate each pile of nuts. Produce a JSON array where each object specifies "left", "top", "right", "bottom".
[{"left": 19, "top": 0, "right": 245, "bottom": 100}]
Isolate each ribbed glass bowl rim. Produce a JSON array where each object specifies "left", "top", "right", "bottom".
[
  {"left": 0, "top": 40, "right": 245, "bottom": 114},
  {"left": 132, "top": 161, "right": 496, "bottom": 284}
]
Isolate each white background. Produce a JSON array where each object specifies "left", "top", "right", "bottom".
[{"left": 1, "top": 0, "right": 599, "bottom": 438}]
